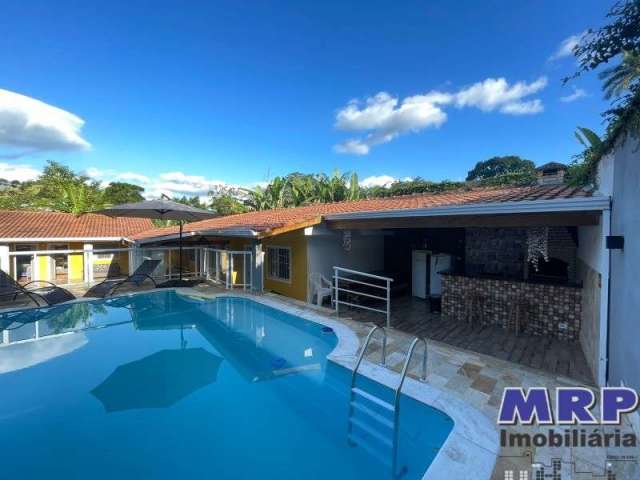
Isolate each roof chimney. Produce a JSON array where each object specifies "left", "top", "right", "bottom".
[{"left": 536, "top": 162, "right": 568, "bottom": 186}]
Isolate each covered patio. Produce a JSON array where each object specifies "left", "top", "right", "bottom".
[
  {"left": 319, "top": 188, "right": 609, "bottom": 386},
  {"left": 340, "top": 296, "right": 593, "bottom": 384}
]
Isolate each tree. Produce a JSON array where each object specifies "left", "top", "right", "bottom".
[
  {"left": 566, "top": 127, "right": 605, "bottom": 187},
  {"left": 103, "top": 182, "right": 145, "bottom": 205},
  {"left": 567, "top": 0, "right": 640, "bottom": 185},
  {"left": 600, "top": 50, "right": 640, "bottom": 99},
  {"left": 570, "top": 0, "right": 640, "bottom": 80},
  {"left": 174, "top": 195, "right": 209, "bottom": 209},
  {"left": 465, "top": 156, "right": 536, "bottom": 182},
  {"left": 210, "top": 194, "right": 248, "bottom": 216},
  {"left": 34, "top": 161, "right": 105, "bottom": 213}
]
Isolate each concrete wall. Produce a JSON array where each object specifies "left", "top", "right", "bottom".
[
  {"left": 608, "top": 136, "right": 640, "bottom": 390},
  {"left": 307, "top": 228, "right": 385, "bottom": 300}
]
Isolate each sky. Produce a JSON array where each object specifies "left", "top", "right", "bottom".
[{"left": 0, "top": 0, "right": 617, "bottom": 199}]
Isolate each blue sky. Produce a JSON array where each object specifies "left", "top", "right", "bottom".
[{"left": 0, "top": 0, "right": 616, "bottom": 197}]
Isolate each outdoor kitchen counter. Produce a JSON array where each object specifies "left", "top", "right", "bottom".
[{"left": 440, "top": 272, "right": 582, "bottom": 341}]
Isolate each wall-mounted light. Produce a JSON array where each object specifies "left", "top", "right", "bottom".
[{"left": 606, "top": 235, "right": 624, "bottom": 250}]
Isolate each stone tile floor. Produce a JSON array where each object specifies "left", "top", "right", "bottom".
[{"left": 342, "top": 295, "right": 594, "bottom": 384}]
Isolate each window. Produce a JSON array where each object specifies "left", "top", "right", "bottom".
[{"left": 266, "top": 246, "right": 291, "bottom": 282}]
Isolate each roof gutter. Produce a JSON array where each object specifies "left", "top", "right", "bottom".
[
  {"left": 324, "top": 196, "right": 611, "bottom": 221},
  {"left": 0, "top": 236, "right": 130, "bottom": 243}
]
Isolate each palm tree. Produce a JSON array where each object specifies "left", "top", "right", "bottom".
[
  {"left": 348, "top": 172, "right": 361, "bottom": 201},
  {"left": 599, "top": 50, "right": 640, "bottom": 100},
  {"left": 567, "top": 127, "right": 604, "bottom": 187}
]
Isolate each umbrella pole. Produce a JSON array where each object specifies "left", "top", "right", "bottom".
[{"left": 179, "top": 221, "right": 183, "bottom": 281}]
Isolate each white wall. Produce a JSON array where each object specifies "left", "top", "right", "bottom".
[
  {"left": 576, "top": 220, "right": 604, "bottom": 382},
  {"left": 577, "top": 220, "right": 602, "bottom": 272},
  {"left": 607, "top": 136, "right": 640, "bottom": 390},
  {"left": 306, "top": 227, "right": 385, "bottom": 295},
  {"left": 596, "top": 150, "right": 615, "bottom": 196}
]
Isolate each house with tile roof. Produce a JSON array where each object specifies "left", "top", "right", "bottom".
[
  {"left": 134, "top": 181, "right": 612, "bottom": 386},
  {"left": 0, "top": 210, "right": 154, "bottom": 285}
]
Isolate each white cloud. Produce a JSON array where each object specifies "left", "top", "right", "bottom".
[
  {"left": 0, "top": 162, "right": 41, "bottom": 182},
  {"left": 0, "top": 160, "right": 255, "bottom": 204},
  {"left": 85, "top": 167, "right": 105, "bottom": 179},
  {"left": 499, "top": 99, "right": 544, "bottom": 115},
  {"left": 560, "top": 87, "right": 587, "bottom": 103},
  {"left": 0, "top": 89, "right": 91, "bottom": 156},
  {"left": 454, "top": 77, "right": 547, "bottom": 113},
  {"left": 116, "top": 172, "right": 151, "bottom": 184},
  {"left": 359, "top": 175, "right": 397, "bottom": 188},
  {"left": 334, "top": 91, "right": 452, "bottom": 155},
  {"left": 549, "top": 32, "right": 586, "bottom": 61},
  {"left": 334, "top": 77, "right": 547, "bottom": 154}
]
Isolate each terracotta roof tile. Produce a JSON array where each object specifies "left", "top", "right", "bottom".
[
  {"left": 133, "top": 184, "right": 595, "bottom": 241},
  {"left": 0, "top": 210, "right": 155, "bottom": 240}
]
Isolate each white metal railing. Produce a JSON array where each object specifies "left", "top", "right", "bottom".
[
  {"left": 2, "top": 246, "right": 253, "bottom": 291},
  {"left": 333, "top": 266, "right": 394, "bottom": 327}
]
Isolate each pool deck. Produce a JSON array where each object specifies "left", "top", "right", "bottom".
[{"left": 2, "top": 282, "right": 639, "bottom": 480}]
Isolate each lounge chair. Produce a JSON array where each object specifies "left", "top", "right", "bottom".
[
  {"left": 0, "top": 270, "right": 76, "bottom": 307},
  {"left": 84, "top": 259, "right": 161, "bottom": 298}
]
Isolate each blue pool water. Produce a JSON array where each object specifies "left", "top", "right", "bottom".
[{"left": 0, "top": 291, "right": 453, "bottom": 479}]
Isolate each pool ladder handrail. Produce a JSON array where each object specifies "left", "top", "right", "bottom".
[
  {"left": 349, "top": 327, "right": 428, "bottom": 478},
  {"left": 394, "top": 336, "right": 428, "bottom": 407},
  {"left": 350, "top": 325, "right": 387, "bottom": 387}
]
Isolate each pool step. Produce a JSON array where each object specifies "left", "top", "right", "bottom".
[
  {"left": 348, "top": 416, "right": 394, "bottom": 447},
  {"left": 347, "top": 432, "right": 392, "bottom": 468},
  {"left": 351, "top": 387, "right": 395, "bottom": 413},
  {"left": 350, "top": 400, "right": 394, "bottom": 429}
]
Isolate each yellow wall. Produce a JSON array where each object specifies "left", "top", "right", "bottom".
[
  {"left": 262, "top": 229, "right": 307, "bottom": 301},
  {"left": 68, "top": 242, "right": 84, "bottom": 282},
  {"left": 37, "top": 243, "right": 48, "bottom": 280}
]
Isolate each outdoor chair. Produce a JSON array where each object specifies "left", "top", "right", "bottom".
[
  {"left": 308, "top": 272, "right": 333, "bottom": 307},
  {"left": 0, "top": 270, "right": 76, "bottom": 307},
  {"left": 84, "top": 259, "right": 161, "bottom": 298}
]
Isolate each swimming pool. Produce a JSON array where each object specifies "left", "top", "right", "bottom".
[{"left": 0, "top": 291, "right": 454, "bottom": 479}]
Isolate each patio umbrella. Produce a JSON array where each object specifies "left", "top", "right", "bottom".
[
  {"left": 90, "top": 347, "right": 222, "bottom": 412},
  {"left": 94, "top": 197, "right": 217, "bottom": 286}
]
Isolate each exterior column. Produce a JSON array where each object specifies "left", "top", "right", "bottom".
[
  {"left": 598, "top": 208, "right": 611, "bottom": 387},
  {"left": 250, "top": 240, "right": 264, "bottom": 293},
  {"left": 128, "top": 248, "right": 136, "bottom": 275},
  {"left": 0, "top": 245, "right": 9, "bottom": 275},
  {"left": 83, "top": 244, "right": 94, "bottom": 283}
]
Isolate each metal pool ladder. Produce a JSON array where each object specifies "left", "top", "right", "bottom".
[{"left": 347, "top": 326, "right": 428, "bottom": 478}]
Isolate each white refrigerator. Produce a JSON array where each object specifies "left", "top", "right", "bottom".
[{"left": 411, "top": 251, "right": 453, "bottom": 299}]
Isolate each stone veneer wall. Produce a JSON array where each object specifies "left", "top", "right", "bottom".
[
  {"left": 465, "top": 227, "right": 577, "bottom": 281},
  {"left": 465, "top": 228, "right": 526, "bottom": 278},
  {"left": 442, "top": 274, "right": 582, "bottom": 341}
]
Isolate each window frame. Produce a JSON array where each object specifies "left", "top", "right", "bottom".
[{"left": 265, "top": 245, "right": 292, "bottom": 284}]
